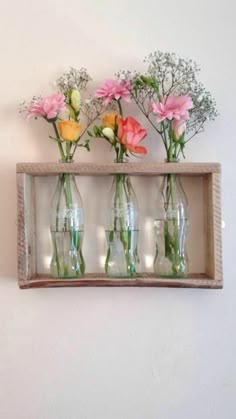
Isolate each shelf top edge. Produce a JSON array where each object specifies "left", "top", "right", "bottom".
[{"left": 16, "top": 162, "right": 221, "bottom": 175}]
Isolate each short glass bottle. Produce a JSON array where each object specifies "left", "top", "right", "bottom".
[
  {"left": 105, "top": 173, "right": 139, "bottom": 278},
  {"left": 50, "top": 164, "right": 85, "bottom": 278},
  {"left": 154, "top": 172, "right": 189, "bottom": 278}
]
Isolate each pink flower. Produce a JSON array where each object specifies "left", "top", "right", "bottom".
[
  {"left": 172, "top": 119, "right": 186, "bottom": 140},
  {"left": 117, "top": 116, "right": 147, "bottom": 154},
  {"left": 95, "top": 79, "right": 131, "bottom": 105},
  {"left": 27, "top": 93, "right": 66, "bottom": 120},
  {"left": 151, "top": 95, "right": 193, "bottom": 123}
]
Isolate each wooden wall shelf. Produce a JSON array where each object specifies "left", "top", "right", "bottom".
[{"left": 16, "top": 162, "right": 223, "bottom": 289}]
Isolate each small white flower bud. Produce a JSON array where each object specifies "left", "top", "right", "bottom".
[
  {"left": 71, "top": 89, "right": 81, "bottom": 112},
  {"left": 102, "top": 127, "right": 115, "bottom": 141}
]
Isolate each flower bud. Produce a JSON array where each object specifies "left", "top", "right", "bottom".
[
  {"left": 102, "top": 112, "right": 117, "bottom": 129},
  {"left": 102, "top": 127, "right": 115, "bottom": 141},
  {"left": 71, "top": 89, "right": 81, "bottom": 112},
  {"left": 172, "top": 119, "right": 186, "bottom": 141}
]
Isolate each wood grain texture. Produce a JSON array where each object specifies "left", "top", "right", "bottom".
[
  {"left": 19, "top": 273, "right": 223, "bottom": 289},
  {"left": 204, "top": 173, "right": 223, "bottom": 283},
  {"left": 212, "top": 173, "right": 223, "bottom": 281},
  {"left": 17, "top": 173, "right": 28, "bottom": 287},
  {"left": 204, "top": 174, "right": 214, "bottom": 278},
  {"left": 16, "top": 162, "right": 221, "bottom": 176}
]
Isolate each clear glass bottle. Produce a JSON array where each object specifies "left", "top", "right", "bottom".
[
  {"left": 105, "top": 174, "right": 139, "bottom": 278},
  {"left": 154, "top": 174, "right": 189, "bottom": 278},
  {"left": 50, "top": 173, "right": 85, "bottom": 278}
]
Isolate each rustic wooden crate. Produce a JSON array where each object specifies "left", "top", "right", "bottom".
[{"left": 16, "top": 162, "right": 223, "bottom": 289}]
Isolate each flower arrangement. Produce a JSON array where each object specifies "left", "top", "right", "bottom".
[
  {"left": 20, "top": 68, "right": 112, "bottom": 279},
  {"left": 117, "top": 51, "right": 218, "bottom": 161},
  {"left": 91, "top": 79, "right": 147, "bottom": 162},
  {"left": 19, "top": 52, "right": 218, "bottom": 280},
  {"left": 91, "top": 79, "right": 148, "bottom": 276},
  {"left": 20, "top": 67, "right": 107, "bottom": 162},
  {"left": 113, "top": 51, "right": 218, "bottom": 277}
]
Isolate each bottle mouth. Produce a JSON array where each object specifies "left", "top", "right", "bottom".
[
  {"left": 59, "top": 158, "right": 74, "bottom": 163},
  {"left": 114, "top": 158, "right": 129, "bottom": 163},
  {"left": 164, "top": 158, "right": 179, "bottom": 163}
]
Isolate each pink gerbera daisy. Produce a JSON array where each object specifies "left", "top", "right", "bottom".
[
  {"left": 27, "top": 92, "right": 66, "bottom": 120},
  {"left": 95, "top": 79, "right": 131, "bottom": 105},
  {"left": 151, "top": 95, "right": 193, "bottom": 123}
]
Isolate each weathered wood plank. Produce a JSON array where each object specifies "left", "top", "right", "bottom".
[
  {"left": 19, "top": 273, "right": 222, "bottom": 289},
  {"left": 204, "top": 173, "right": 223, "bottom": 284},
  {"left": 212, "top": 173, "right": 223, "bottom": 281},
  {"left": 16, "top": 162, "right": 221, "bottom": 176},
  {"left": 17, "top": 173, "right": 28, "bottom": 287}
]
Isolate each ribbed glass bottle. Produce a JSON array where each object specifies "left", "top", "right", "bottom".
[
  {"left": 105, "top": 173, "right": 139, "bottom": 278},
  {"left": 50, "top": 172, "right": 85, "bottom": 278},
  {"left": 154, "top": 173, "right": 189, "bottom": 277}
]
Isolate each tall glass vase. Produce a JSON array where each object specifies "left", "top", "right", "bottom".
[
  {"left": 50, "top": 172, "right": 85, "bottom": 278},
  {"left": 154, "top": 173, "right": 189, "bottom": 278},
  {"left": 105, "top": 174, "right": 139, "bottom": 278}
]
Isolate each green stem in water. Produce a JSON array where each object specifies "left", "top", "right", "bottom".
[
  {"left": 164, "top": 174, "right": 181, "bottom": 275},
  {"left": 64, "top": 174, "right": 85, "bottom": 275},
  {"left": 117, "top": 174, "right": 136, "bottom": 276},
  {"left": 54, "top": 174, "right": 64, "bottom": 276},
  {"left": 105, "top": 174, "right": 136, "bottom": 277},
  {"left": 65, "top": 141, "right": 73, "bottom": 161},
  {"left": 169, "top": 175, "right": 180, "bottom": 272}
]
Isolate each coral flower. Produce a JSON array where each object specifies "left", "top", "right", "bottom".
[
  {"left": 102, "top": 112, "right": 118, "bottom": 129},
  {"left": 27, "top": 93, "right": 66, "bottom": 120},
  {"left": 58, "top": 120, "right": 83, "bottom": 142},
  {"left": 151, "top": 95, "right": 193, "bottom": 123},
  {"left": 95, "top": 79, "right": 131, "bottom": 105},
  {"left": 117, "top": 116, "right": 147, "bottom": 154}
]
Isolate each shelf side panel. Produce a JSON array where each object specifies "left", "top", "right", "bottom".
[
  {"left": 204, "top": 173, "right": 223, "bottom": 284},
  {"left": 17, "top": 174, "right": 36, "bottom": 287}
]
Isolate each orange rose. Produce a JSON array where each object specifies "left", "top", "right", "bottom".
[
  {"left": 58, "top": 120, "right": 83, "bottom": 142},
  {"left": 102, "top": 112, "right": 118, "bottom": 129},
  {"left": 117, "top": 115, "right": 147, "bottom": 154}
]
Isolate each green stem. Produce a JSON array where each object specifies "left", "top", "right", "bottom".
[
  {"left": 164, "top": 174, "right": 181, "bottom": 275},
  {"left": 117, "top": 174, "right": 135, "bottom": 276},
  {"left": 161, "top": 122, "right": 168, "bottom": 153},
  {"left": 170, "top": 175, "right": 181, "bottom": 273},
  {"left": 52, "top": 121, "right": 65, "bottom": 161},
  {"left": 167, "top": 135, "right": 174, "bottom": 162},
  {"left": 66, "top": 142, "right": 72, "bottom": 161},
  {"left": 117, "top": 99, "right": 123, "bottom": 118},
  {"left": 118, "top": 145, "right": 124, "bottom": 163},
  {"left": 54, "top": 174, "right": 64, "bottom": 276},
  {"left": 106, "top": 174, "right": 135, "bottom": 276},
  {"left": 63, "top": 174, "right": 85, "bottom": 275}
]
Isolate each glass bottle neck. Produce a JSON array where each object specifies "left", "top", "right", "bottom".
[
  {"left": 59, "top": 173, "right": 76, "bottom": 182},
  {"left": 165, "top": 158, "right": 179, "bottom": 163},
  {"left": 114, "top": 157, "right": 129, "bottom": 164},
  {"left": 59, "top": 158, "right": 74, "bottom": 163}
]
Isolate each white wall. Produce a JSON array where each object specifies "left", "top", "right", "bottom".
[{"left": 0, "top": 0, "right": 235, "bottom": 418}]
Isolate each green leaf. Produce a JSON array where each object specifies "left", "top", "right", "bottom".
[
  {"left": 84, "top": 139, "right": 90, "bottom": 151},
  {"left": 93, "top": 125, "right": 102, "bottom": 136},
  {"left": 179, "top": 133, "right": 185, "bottom": 144},
  {"left": 140, "top": 75, "right": 149, "bottom": 83},
  {"left": 150, "top": 78, "right": 159, "bottom": 92}
]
